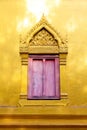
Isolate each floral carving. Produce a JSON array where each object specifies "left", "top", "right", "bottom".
[
  {"left": 29, "top": 28, "right": 58, "bottom": 46},
  {"left": 19, "top": 15, "right": 68, "bottom": 54}
]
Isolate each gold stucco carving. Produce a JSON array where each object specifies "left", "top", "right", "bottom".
[
  {"left": 29, "top": 28, "right": 58, "bottom": 46},
  {"left": 20, "top": 15, "right": 68, "bottom": 55}
]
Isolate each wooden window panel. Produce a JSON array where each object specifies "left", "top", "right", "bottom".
[
  {"left": 44, "top": 59, "right": 55, "bottom": 97},
  {"left": 32, "top": 60, "right": 43, "bottom": 97},
  {"left": 28, "top": 55, "right": 60, "bottom": 99}
]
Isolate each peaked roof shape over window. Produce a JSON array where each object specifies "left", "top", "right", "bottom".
[{"left": 20, "top": 15, "right": 68, "bottom": 54}]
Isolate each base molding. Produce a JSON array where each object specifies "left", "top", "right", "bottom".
[{"left": 0, "top": 114, "right": 87, "bottom": 129}]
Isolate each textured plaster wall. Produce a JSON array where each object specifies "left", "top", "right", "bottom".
[{"left": 0, "top": 0, "right": 87, "bottom": 110}]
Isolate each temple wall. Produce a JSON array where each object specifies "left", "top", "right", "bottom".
[{"left": 0, "top": 0, "right": 87, "bottom": 129}]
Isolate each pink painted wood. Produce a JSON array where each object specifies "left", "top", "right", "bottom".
[
  {"left": 32, "top": 60, "right": 43, "bottom": 97},
  {"left": 44, "top": 60, "right": 55, "bottom": 97},
  {"left": 28, "top": 55, "right": 60, "bottom": 99}
]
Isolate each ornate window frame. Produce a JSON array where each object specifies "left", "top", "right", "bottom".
[{"left": 19, "top": 16, "right": 68, "bottom": 107}]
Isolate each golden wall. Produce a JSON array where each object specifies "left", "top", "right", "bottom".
[
  {"left": 0, "top": 0, "right": 87, "bottom": 107},
  {"left": 0, "top": 0, "right": 87, "bottom": 129}
]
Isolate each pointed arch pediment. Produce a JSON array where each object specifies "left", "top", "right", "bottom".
[
  {"left": 20, "top": 15, "right": 68, "bottom": 54},
  {"left": 26, "top": 15, "right": 61, "bottom": 47},
  {"left": 29, "top": 27, "right": 58, "bottom": 46}
]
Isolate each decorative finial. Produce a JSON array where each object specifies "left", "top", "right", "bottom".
[
  {"left": 42, "top": 13, "right": 45, "bottom": 17},
  {"left": 40, "top": 13, "right": 47, "bottom": 23}
]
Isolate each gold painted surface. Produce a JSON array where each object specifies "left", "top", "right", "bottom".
[
  {"left": 20, "top": 10, "right": 67, "bottom": 106},
  {"left": 29, "top": 28, "right": 58, "bottom": 46},
  {"left": 21, "top": 65, "right": 27, "bottom": 95},
  {"left": 28, "top": 46, "right": 59, "bottom": 53},
  {"left": 0, "top": 0, "right": 87, "bottom": 113},
  {"left": 20, "top": 14, "right": 67, "bottom": 54}
]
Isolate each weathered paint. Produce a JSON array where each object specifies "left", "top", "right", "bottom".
[
  {"left": 44, "top": 59, "right": 55, "bottom": 97},
  {"left": 28, "top": 55, "right": 60, "bottom": 99},
  {"left": 33, "top": 60, "right": 43, "bottom": 97}
]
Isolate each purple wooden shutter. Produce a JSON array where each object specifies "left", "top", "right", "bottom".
[
  {"left": 44, "top": 59, "right": 55, "bottom": 97},
  {"left": 28, "top": 58, "right": 43, "bottom": 98},
  {"left": 32, "top": 60, "right": 43, "bottom": 97},
  {"left": 28, "top": 56, "right": 60, "bottom": 99}
]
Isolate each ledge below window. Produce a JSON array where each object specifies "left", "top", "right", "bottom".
[{"left": 18, "top": 93, "right": 68, "bottom": 107}]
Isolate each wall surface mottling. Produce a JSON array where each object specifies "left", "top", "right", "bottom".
[{"left": 0, "top": 0, "right": 87, "bottom": 112}]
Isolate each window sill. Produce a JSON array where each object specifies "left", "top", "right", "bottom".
[{"left": 18, "top": 93, "right": 68, "bottom": 107}]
